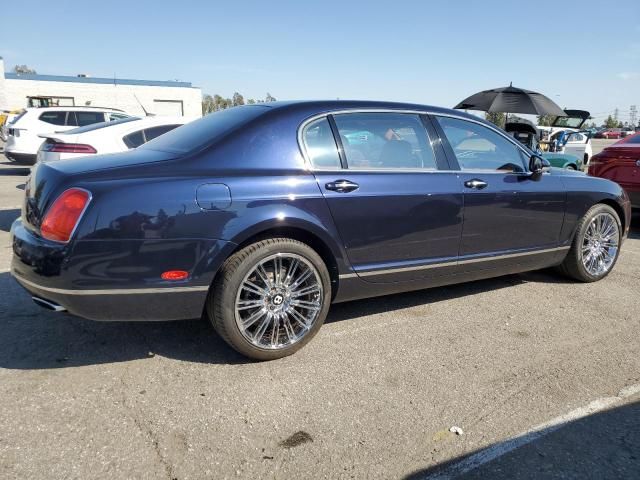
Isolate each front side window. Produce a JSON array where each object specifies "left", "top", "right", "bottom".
[
  {"left": 302, "top": 117, "right": 341, "bottom": 169},
  {"left": 39, "top": 112, "right": 66, "bottom": 126},
  {"left": 76, "top": 111, "right": 106, "bottom": 127},
  {"left": 333, "top": 113, "right": 436, "bottom": 169},
  {"left": 437, "top": 116, "right": 526, "bottom": 172}
]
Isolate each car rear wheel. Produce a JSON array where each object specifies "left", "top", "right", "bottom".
[
  {"left": 208, "top": 238, "right": 331, "bottom": 360},
  {"left": 558, "top": 204, "right": 621, "bottom": 282}
]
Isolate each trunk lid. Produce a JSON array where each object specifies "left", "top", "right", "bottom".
[{"left": 551, "top": 110, "right": 591, "bottom": 129}]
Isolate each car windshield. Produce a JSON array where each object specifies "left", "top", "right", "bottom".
[
  {"left": 141, "top": 105, "right": 270, "bottom": 154},
  {"left": 65, "top": 116, "right": 142, "bottom": 134}
]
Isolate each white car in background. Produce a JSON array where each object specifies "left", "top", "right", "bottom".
[
  {"left": 36, "top": 116, "right": 189, "bottom": 163},
  {"left": 538, "top": 109, "right": 593, "bottom": 165},
  {"left": 5, "top": 106, "right": 131, "bottom": 164}
]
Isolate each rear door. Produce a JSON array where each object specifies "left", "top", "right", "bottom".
[
  {"left": 434, "top": 115, "right": 566, "bottom": 271},
  {"left": 303, "top": 111, "right": 463, "bottom": 283}
]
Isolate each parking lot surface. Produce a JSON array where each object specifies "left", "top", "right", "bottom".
[{"left": 1, "top": 141, "right": 639, "bottom": 479}]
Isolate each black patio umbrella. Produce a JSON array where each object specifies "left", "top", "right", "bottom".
[{"left": 454, "top": 83, "right": 566, "bottom": 117}]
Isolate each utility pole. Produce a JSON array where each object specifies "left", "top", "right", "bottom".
[
  {"left": 614, "top": 108, "right": 619, "bottom": 122},
  {"left": 630, "top": 105, "right": 637, "bottom": 127}
]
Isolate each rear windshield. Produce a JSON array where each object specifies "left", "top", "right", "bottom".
[
  {"left": 66, "top": 116, "right": 141, "bottom": 134},
  {"left": 140, "top": 105, "right": 269, "bottom": 154}
]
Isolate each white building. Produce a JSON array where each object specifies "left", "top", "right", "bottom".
[{"left": 0, "top": 57, "right": 202, "bottom": 117}]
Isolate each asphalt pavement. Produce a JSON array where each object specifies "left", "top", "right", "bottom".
[{"left": 0, "top": 140, "right": 639, "bottom": 479}]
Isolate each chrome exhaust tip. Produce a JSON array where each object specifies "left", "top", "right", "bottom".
[{"left": 32, "top": 296, "right": 67, "bottom": 312}]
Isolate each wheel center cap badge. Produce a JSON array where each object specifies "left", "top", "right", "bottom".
[{"left": 272, "top": 294, "right": 284, "bottom": 306}]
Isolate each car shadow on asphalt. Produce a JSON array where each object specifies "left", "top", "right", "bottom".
[
  {"left": 0, "top": 209, "right": 20, "bottom": 232},
  {"left": 404, "top": 400, "right": 640, "bottom": 479},
  {"left": 0, "top": 213, "right": 637, "bottom": 369},
  {"left": 0, "top": 266, "right": 570, "bottom": 369}
]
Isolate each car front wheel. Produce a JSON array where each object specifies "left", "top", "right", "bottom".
[
  {"left": 558, "top": 204, "right": 622, "bottom": 282},
  {"left": 208, "top": 238, "right": 331, "bottom": 360}
]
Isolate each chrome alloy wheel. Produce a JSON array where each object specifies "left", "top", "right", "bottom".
[
  {"left": 581, "top": 212, "right": 619, "bottom": 276},
  {"left": 234, "top": 253, "right": 323, "bottom": 349}
]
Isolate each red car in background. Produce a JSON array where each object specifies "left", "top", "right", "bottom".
[
  {"left": 595, "top": 128, "right": 623, "bottom": 139},
  {"left": 589, "top": 132, "right": 640, "bottom": 208}
]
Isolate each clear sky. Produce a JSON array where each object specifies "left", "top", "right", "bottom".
[{"left": 1, "top": 0, "right": 639, "bottom": 124}]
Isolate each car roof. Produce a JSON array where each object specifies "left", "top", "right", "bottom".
[
  {"left": 26, "top": 106, "right": 126, "bottom": 113},
  {"left": 257, "top": 100, "right": 493, "bottom": 126}
]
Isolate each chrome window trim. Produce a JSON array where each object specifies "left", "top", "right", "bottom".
[
  {"left": 338, "top": 245, "right": 570, "bottom": 279},
  {"left": 297, "top": 108, "right": 535, "bottom": 172}
]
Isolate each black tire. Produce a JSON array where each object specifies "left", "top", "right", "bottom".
[
  {"left": 557, "top": 204, "right": 622, "bottom": 282},
  {"left": 565, "top": 164, "right": 577, "bottom": 170},
  {"left": 208, "top": 238, "right": 331, "bottom": 360}
]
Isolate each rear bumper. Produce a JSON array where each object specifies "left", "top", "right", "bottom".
[
  {"left": 5, "top": 152, "right": 37, "bottom": 165},
  {"left": 11, "top": 218, "right": 233, "bottom": 321}
]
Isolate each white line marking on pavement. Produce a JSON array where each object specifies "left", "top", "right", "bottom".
[
  {"left": 0, "top": 206, "right": 22, "bottom": 211},
  {"left": 425, "top": 383, "right": 640, "bottom": 480},
  {"left": 0, "top": 269, "right": 10, "bottom": 274}
]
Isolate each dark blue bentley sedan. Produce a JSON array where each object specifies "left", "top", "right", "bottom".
[{"left": 11, "top": 101, "right": 631, "bottom": 359}]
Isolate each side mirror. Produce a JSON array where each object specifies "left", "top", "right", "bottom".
[{"left": 529, "top": 154, "right": 549, "bottom": 178}]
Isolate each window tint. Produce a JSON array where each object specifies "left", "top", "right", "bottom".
[
  {"left": 144, "top": 125, "right": 180, "bottom": 142},
  {"left": 302, "top": 117, "right": 341, "bottom": 169},
  {"left": 39, "top": 112, "right": 67, "bottom": 126},
  {"left": 625, "top": 134, "right": 640, "bottom": 144},
  {"left": 76, "top": 111, "right": 105, "bottom": 127},
  {"left": 333, "top": 113, "right": 436, "bottom": 169},
  {"left": 141, "top": 105, "right": 269, "bottom": 154},
  {"left": 123, "top": 130, "right": 145, "bottom": 149},
  {"left": 437, "top": 116, "right": 526, "bottom": 172}
]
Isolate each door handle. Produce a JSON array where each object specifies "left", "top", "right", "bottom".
[
  {"left": 464, "top": 179, "right": 488, "bottom": 190},
  {"left": 325, "top": 179, "right": 359, "bottom": 193}
]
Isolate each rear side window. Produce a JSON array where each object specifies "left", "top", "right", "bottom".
[
  {"left": 437, "top": 116, "right": 527, "bottom": 172},
  {"left": 39, "top": 112, "right": 66, "bottom": 126},
  {"left": 76, "top": 111, "right": 105, "bottom": 127},
  {"left": 333, "top": 113, "right": 437, "bottom": 169},
  {"left": 109, "top": 113, "right": 129, "bottom": 121},
  {"left": 302, "top": 117, "right": 341, "bottom": 169},
  {"left": 141, "top": 105, "right": 269, "bottom": 154},
  {"left": 144, "top": 125, "right": 180, "bottom": 142},
  {"left": 123, "top": 130, "right": 145, "bottom": 149}
]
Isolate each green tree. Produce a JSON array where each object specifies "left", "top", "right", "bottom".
[
  {"left": 247, "top": 98, "right": 256, "bottom": 104},
  {"left": 537, "top": 114, "right": 556, "bottom": 127},
  {"left": 604, "top": 115, "right": 618, "bottom": 128},
  {"left": 202, "top": 94, "right": 216, "bottom": 115},
  {"left": 485, "top": 111, "right": 505, "bottom": 129},
  {"left": 265, "top": 93, "right": 276, "bottom": 102},
  {"left": 13, "top": 64, "right": 36, "bottom": 74},
  {"left": 232, "top": 92, "right": 245, "bottom": 107}
]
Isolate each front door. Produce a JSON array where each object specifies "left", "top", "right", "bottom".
[
  {"left": 434, "top": 115, "right": 567, "bottom": 272},
  {"left": 301, "top": 112, "right": 463, "bottom": 283}
]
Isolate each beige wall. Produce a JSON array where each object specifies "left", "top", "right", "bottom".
[{"left": 3, "top": 78, "right": 202, "bottom": 118}]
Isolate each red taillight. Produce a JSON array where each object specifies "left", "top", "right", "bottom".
[
  {"left": 161, "top": 270, "right": 189, "bottom": 281},
  {"left": 44, "top": 142, "right": 97, "bottom": 154},
  {"left": 40, "top": 188, "right": 91, "bottom": 243}
]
